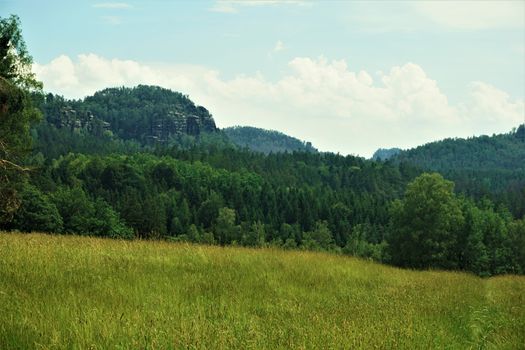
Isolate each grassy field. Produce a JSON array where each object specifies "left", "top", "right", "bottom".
[{"left": 0, "top": 233, "right": 523, "bottom": 349}]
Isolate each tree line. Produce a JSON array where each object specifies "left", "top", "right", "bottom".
[{"left": 4, "top": 148, "right": 524, "bottom": 276}]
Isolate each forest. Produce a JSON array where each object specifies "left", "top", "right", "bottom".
[
  {"left": 223, "top": 126, "right": 317, "bottom": 154},
  {"left": 1, "top": 14, "right": 524, "bottom": 277},
  {"left": 391, "top": 127, "right": 525, "bottom": 217}
]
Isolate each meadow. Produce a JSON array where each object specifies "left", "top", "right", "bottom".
[{"left": 0, "top": 232, "right": 523, "bottom": 349}]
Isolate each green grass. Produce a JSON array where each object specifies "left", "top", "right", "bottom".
[{"left": 0, "top": 233, "right": 524, "bottom": 349}]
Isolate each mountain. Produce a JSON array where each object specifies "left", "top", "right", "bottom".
[
  {"left": 36, "top": 86, "right": 321, "bottom": 156},
  {"left": 223, "top": 126, "right": 317, "bottom": 154},
  {"left": 37, "top": 85, "right": 217, "bottom": 145}
]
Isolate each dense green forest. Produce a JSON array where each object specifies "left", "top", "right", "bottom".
[
  {"left": 385, "top": 128, "right": 525, "bottom": 218},
  {"left": 7, "top": 86, "right": 525, "bottom": 276},
  {"left": 224, "top": 126, "right": 317, "bottom": 154},
  {"left": 1, "top": 14, "right": 524, "bottom": 276}
]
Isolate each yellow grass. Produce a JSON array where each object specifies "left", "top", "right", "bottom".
[{"left": 0, "top": 232, "right": 523, "bottom": 349}]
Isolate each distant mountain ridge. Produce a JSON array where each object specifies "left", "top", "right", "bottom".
[
  {"left": 371, "top": 148, "right": 401, "bottom": 161},
  {"left": 392, "top": 126, "right": 525, "bottom": 172},
  {"left": 223, "top": 126, "right": 317, "bottom": 154},
  {"left": 36, "top": 84, "right": 524, "bottom": 172}
]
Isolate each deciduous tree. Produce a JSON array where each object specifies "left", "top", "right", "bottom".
[{"left": 388, "top": 173, "right": 464, "bottom": 269}]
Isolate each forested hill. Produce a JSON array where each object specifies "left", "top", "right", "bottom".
[
  {"left": 223, "top": 126, "right": 317, "bottom": 154},
  {"left": 36, "top": 85, "right": 217, "bottom": 145},
  {"left": 33, "top": 86, "right": 325, "bottom": 160},
  {"left": 384, "top": 126, "right": 525, "bottom": 217},
  {"left": 393, "top": 126, "right": 525, "bottom": 172}
]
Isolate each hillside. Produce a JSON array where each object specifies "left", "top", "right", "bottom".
[
  {"left": 393, "top": 126, "right": 525, "bottom": 173},
  {"left": 34, "top": 89, "right": 318, "bottom": 157},
  {"left": 387, "top": 126, "right": 525, "bottom": 217},
  {"left": 223, "top": 126, "right": 317, "bottom": 154},
  {"left": 35, "top": 85, "right": 217, "bottom": 146},
  {"left": 1, "top": 233, "right": 524, "bottom": 349}
]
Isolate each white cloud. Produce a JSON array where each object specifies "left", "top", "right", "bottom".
[
  {"left": 35, "top": 55, "right": 79, "bottom": 88},
  {"left": 33, "top": 54, "right": 159, "bottom": 98},
  {"left": 33, "top": 54, "right": 524, "bottom": 157},
  {"left": 414, "top": 1, "right": 525, "bottom": 30},
  {"left": 93, "top": 2, "right": 132, "bottom": 9},
  {"left": 210, "top": 0, "right": 308, "bottom": 14},
  {"left": 461, "top": 82, "right": 524, "bottom": 124}
]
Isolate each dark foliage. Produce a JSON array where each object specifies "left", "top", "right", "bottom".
[
  {"left": 2, "top": 85, "right": 523, "bottom": 276},
  {"left": 224, "top": 126, "right": 317, "bottom": 154}
]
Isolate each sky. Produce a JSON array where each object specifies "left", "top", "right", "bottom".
[{"left": 2, "top": 0, "right": 524, "bottom": 157}]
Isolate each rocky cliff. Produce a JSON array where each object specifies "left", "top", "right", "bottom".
[{"left": 40, "top": 85, "right": 217, "bottom": 144}]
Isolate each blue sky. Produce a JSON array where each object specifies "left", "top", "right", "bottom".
[{"left": 2, "top": 0, "right": 524, "bottom": 156}]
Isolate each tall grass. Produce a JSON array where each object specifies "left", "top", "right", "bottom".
[{"left": 0, "top": 232, "right": 523, "bottom": 349}]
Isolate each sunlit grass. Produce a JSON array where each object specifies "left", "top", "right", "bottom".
[{"left": 0, "top": 232, "right": 523, "bottom": 349}]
